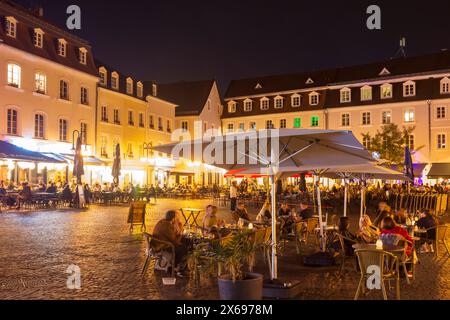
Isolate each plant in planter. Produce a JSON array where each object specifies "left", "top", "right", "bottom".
[{"left": 188, "top": 230, "right": 263, "bottom": 300}]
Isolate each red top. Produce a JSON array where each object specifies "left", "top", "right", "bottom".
[{"left": 380, "top": 226, "right": 413, "bottom": 256}]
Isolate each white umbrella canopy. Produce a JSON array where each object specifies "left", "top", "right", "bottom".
[{"left": 152, "top": 129, "right": 375, "bottom": 280}]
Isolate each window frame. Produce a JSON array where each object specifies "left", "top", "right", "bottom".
[{"left": 340, "top": 88, "right": 351, "bottom": 103}]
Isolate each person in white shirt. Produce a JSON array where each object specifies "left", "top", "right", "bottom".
[{"left": 230, "top": 181, "right": 238, "bottom": 211}]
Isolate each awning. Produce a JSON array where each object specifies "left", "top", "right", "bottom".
[
  {"left": 42, "top": 152, "right": 108, "bottom": 166},
  {"left": 0, "top": 140, "right": 64, "bottom": 163},
  {"left": 427, "top": 163, "right": 450, "bottom": 178}
]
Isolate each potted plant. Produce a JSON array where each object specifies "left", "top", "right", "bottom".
[{"left": 188, "top": 230, "right": 263, "bottom": 300}]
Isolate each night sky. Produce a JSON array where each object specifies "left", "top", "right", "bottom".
[{"left": 12, "top": 0, "right": 450, "bottom": 94}]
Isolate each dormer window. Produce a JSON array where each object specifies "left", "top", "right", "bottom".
[
  {"left": 274, "top": 96, "right": 284, "bottom": 109},
  {"left": 58, "top": 39, "right": 67, "bottom": 57},
  {"left": 126, "top": 78, "right": 133, "bottom": 95},
  {"left": 340, "top": 88, "right": 351, "bottom": 103},
  {"left": 309, "top": 92, "right": 319, "bottom": 105},
  {"left": 381, "top": 83, "right": 393, "bottom": 99},
  {"left": 152, "top": 84, "right": 157, "bottom": 96},
  {"left": 243, "top": 99, "right": 253, "bottom": 112},
  {"left": 291, "top": 94, "right": 301, "bottom": 107},
  {"left": 228, "top": 101, "right": 237, "bottom": 113},
  {"left": 79, "top": 47, "right": 87, "bottom": 65},
  {"left": 440, "top": 77, "right": 450, "bottom": 94},
  {"left": 33, "top": 28, "right": 44, "bottom": 48},
  {"left": 403, "top": 80, "right": 416, "bottom": 97},
  {"left": 360, "top": 85, "right": 372, "bottom": 101},
  {"left": 111, "top": 72, "right": 119, "bottom": 90},
  {"left": 5, "top": 17, "right": 17, "bottom": 38},
  {"left": 255, "top": 83, "right": 262, "bottom": 89},
  {"left": 99, "top": 67, "right": 107, "bottom": 86},
  {"left": 306, "top": 78, "right": 314, "bottom": 85},
  {"left": 260, "top": 97, "right": 269, "bottom": 110},
  {"left": 137, "top": 82, "right": 143, "bottom": 98}
]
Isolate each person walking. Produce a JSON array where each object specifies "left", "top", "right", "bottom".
[{"left": 230, "top": 181, "right": 238, "bottom": 212}]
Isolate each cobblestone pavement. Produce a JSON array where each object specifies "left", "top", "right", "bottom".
[{"left": 0, "top": 199, "right": 449, "bottom": 300}]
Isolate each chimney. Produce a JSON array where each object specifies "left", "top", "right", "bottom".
[{"left": 38, "top": 7, "right": 44, "bottom": 17}]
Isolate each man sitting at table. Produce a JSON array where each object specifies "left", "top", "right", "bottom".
[
  {"left": 15, "top": 182, "right": 32, "bottom": 209},
  {"left": 152, "top": 210, "right": 189, "bottom": 277},
  {"left": 298, "top": 201, "right": 314, "bottom": 220},
  {"left": 46, "top": 182, "right": 57, "bottom": 194},
  {"left": 278, "top": 203, "right": 291, "bottom": 218},
  {"left": 232, "top": 202, "right": 250, "bottom": 222},
  {"left": 416, "top": 209, "right": 437, "bottom": 253}
]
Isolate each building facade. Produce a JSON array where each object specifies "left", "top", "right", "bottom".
[
  {"left": 0, "top": 0, "right": 98, "bottom": 183},
  {"left": 223, "top": 51, "right": 450, "bottom": 178}
]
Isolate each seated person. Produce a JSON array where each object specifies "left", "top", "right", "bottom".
[
  {"left": 298, "top": 201, "right": 314, "bottom": 220},
  {"left": 152, "top": 210, "right": 189, "bottom": 276},
  {"left": 16, "top": 182, "right": 32, "bottom": 209},
  {"left": 202, "top": 205, "right": 223, "bottom": 231},
  {"left": 256, "top": 200, "right": 272, "bottom": 222},
  {"left": 46, "top": 183, "right": 57, "bottom": 194},
  {"left": 358, "top": 215, "right": 380, "bottom": 243},
  {"left": 232, "top": 202, "right": 250, "bottom": 222},
  {"left": 331, "top": 217, "right": 357, "bottom": 256},
  {"left": 394, "top": 209, "right": 409, "bottom": 225},
  {"left": 379, "top": 216, "right": 413, "bottom": 256},
  {"left": 373, "top": 202, "right": 391, "bottom": 227},
  {"left": 278, "top": 203, "right": 291, "bottom": 218},
  {"left": 416, "top": 209, "right": 437, "bottom": 253}
]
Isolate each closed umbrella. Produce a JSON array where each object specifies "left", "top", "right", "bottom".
[
  {"left": 73, "top": 136, "right": 84, "bottom": 185},
  {"left": 112, "top": 144, "right": 121, "bottom": 185},
  {"left": 152, "top": 129, "right": 375, "bottom": 280}
]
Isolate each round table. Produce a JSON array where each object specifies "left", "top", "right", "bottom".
[{"left": 352, "top": 243, "right": 405, "bottom": 253}]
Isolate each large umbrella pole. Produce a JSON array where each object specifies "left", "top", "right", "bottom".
[
  {"left": 315, "top": 174, "right": 325, "bottom": 252},
  {"left": 270, "top": 175, "right": 278, "bottom": 280},
  {"left": 360, "top": 180, "right": 366, "bottom": 218},
  {"left": 343, "top": 179, "right": 348, "bottom": 217}
]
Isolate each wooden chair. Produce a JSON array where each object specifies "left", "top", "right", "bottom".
[
  {"left": 142, "top": 233, "right": 175, "bottom": 277},
  {"left": 425, "top": 224, "right": 450, "bottom": 257},
  {"left": 334, "top": 232, "right": 358, "bottom": 274},
  {"left": 354, "top": 249, "right": 400, "bottom": 300}
]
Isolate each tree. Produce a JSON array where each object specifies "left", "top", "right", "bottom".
[{"left": 361, "top": 123, "right": 422, "bottom": 165}]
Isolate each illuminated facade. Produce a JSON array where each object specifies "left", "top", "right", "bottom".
[{"left": 223, "top": 51, "right": 450, "bottom": 181}]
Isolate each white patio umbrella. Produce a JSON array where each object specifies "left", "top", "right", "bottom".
[{"left": 152, "top": 129, "right": 375, "bottom": 280}]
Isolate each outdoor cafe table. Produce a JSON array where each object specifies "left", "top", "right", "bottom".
[
  {"left": 180, "top": 208, "right": 203, "bottom": 227},
  {"left": 352, "top": 243, "right": 405, "bottom": 254}
]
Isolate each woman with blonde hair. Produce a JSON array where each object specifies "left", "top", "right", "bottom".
[
  {"left": 256, "top": 200, "right": 272, "bottom": 222},
  {"left": 358, "top": 214, "right": 380, "bottom": 243}
]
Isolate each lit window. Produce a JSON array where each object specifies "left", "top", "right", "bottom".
[
  {"left": 99, "top": 67, "right": 107, "bottom": 86},
  {"left": 311, "top": 116, "right": 319, "bottom": 127},
  {"left": 244, "top": 99, "right": 253, "bottom": 112},
  {"left": 266, "top": 120, "right": 274, "bottom": 129},
  {"left": 33, "top": 28, "right": 44, "bottom": 48},
  {"left": 35, "top": 72, "right": 46, "bottom": 94},
  {"left": 381, "top": 83, "right": 393, "bottom": 99},
  {"left": 280, "top": 119, "right": 287, "bottom": 128},
  {"left": 341, "top": 113, "right": 350, "bottom": 127},
  {"left": 227, "top": 123, "right": 234, "bottom": 133},
  {"left": 100, "top": 136, "right": 108, "bottom": 157},
  {"left": 362, "top": 112, "right": 371, "bottom": 125},
  {"left": 437, "top": 134, "right": 446, "bottom": 149},
  {"left": 137, "top": 82, "right": 143, "bottom": 98},
  {"left": 158, "top": 117, "right": 163, "bottom": 130},
  {"left": 80, "top": 87, "right": 89, "bottom": 105},
  {"left": 111, "top": 72, "right": 119, "bottom": 89},
  {"left": 340, "top": 88, "right": 351, "bottom": 103},
  {"left": 363, "top": 136, "right": 371, "bottom": 149},
  {"left": 437, "top": 106, "right": 446, "bottom": 119},
  {"left": 149, "top": 115, "right": 154, "bottom": 128},
  {"left": 360, "top": 86, "right": 372, "bottom": 101},
  {"left": 404, "top": 109, "right": 415, "bottom": 123},
  {"left": 309, "top": 92, "right": 319, "bottom": 105},
  {"left": 80, "top": 123, "right": 87, "bottom": 145},
  {"left": 182, "top": 121, "right": 189, "bottom": 132},
  {"left": 58, "top": 39, "right": 67, "bottom": 57},
  {"left": 7, "top": 109, "right": 18, "bottom": 135},
  {"left": 5, "top": 17, "right": 17, "bottom": 38},
  {"left": 403, "top": 81, "right": 416, "bottom": 97},
  {"left": 59, "top": 119, "right": 68, "bottom": 141},
  {"left": 406, "top": 134, "right": 414, "bottom": 150},
  {"left": 79, "top": 47, "right": 87, "bottom": 65},
  {"left": 291, "top": 94, "right": 301, "bottom": 107},
  {"left": 59, "top": 80, "right": 69, "bottom": 100},
  {"left": 127, "top": 143, "right": 134, "bottom": 159},
  {"left": 126, "top": 78, "right": 133, "bottom": 95},
  {"left": 228, "top": 101, "right": 237, "bottom": 113},
  {"left": 294, "top": 118, "right": 301, "bottom": 128},
  {"left": 34, "top": 114, "right": 45, "bottom": 139},
  {"left": 7, "top": 63, "right": 21, "bottom": 88},
  {"left": 249, "top": 122, "right": 256, "bottom": 131},
  {"left": 238, "top": 123, "right": 245, "bottom": 131},
  {"left": 274, "top": 96, "right": 284, "bottom": 109},
  {"left": 441, "top": 78, "right": 450, "bottom": 94},
  {"left": 382, "top": 111, "right": 392, "bottom": 124},
  {"left": 260, "top": 98, "right": 269, "bottom": 110},
  {"left": 101, "top": 106, "right": 108, "bottom": 122}
]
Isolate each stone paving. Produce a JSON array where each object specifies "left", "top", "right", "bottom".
[{"left": 0, "top": 199, "right": 449, "bottom": 300}]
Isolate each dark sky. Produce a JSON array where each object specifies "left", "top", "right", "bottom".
[{"left": 13, "top": 0, "right": 450, "bottom": 94}]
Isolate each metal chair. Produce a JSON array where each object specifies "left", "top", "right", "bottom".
[
  {"left": 334, "top": 232, "right": 358, "bottom": 274},
  {"left": 142, "top": 233, "right": 175, "bottom": 277},
  {"left": 354, "top": 249, "right": 400, "bottom": 300},
  {"left": 425, "top": 224, "right": 450, "bottom": 257}
]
